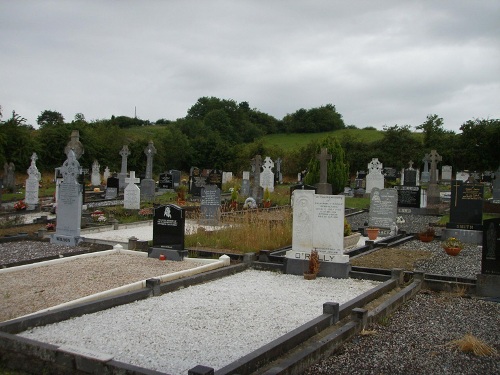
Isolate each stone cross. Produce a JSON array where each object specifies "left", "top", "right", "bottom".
[
  {"left": 125, "top": 171, "right": 140, "bottom": 185},
  {"left": 119, "top": 145, "right": 130, "bottom": 174},
  {"left": 408, "top": 160, "right": 414, "bottom": 169},
  {"left": 61, "top": 150, "right": 81, "bottom": 184},
  {"left": 428, "top": 149, "right": 442, "bottom": 184},
  {"left": 251, "top": 155, "right": 262, "bottom": 200},
  {"left": 316, "top": 148, "right": 332, "bottom": 184},
  {"left": 275, "top": 158, "right": 282, "bottom": 172},
  {"left": 27, "top": 153, "right": 41, "bottom": 180},
  {"left": 64, "top": 130, "right": 84, "bottom": 160},
  {"left": 422, "top": 154, "right": 430, "bottom": 172},
  {"left": 144, "top": 141, "right": 157, "bottom": 179}
]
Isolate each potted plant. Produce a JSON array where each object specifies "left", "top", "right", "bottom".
[
  {"left": 14, "top": 200, "right": 26, "bottom": 211},
  {"left": 304, "top": 249, "right": 320, "bottom": 280},
  {"left": 366, "top": 227, "right": 379, "bottom": 241},
  {"left": 418, "top": 227, "right": 435, "bottom": 242},
  {"left": 263, "top": 187, "right": 271, "bottom": 208},
  {"left": 442, "top": 237, "right": 464, "bottom": 256},
  {"left": 343, "top": 219, "right": 361, "bottom": 249}
]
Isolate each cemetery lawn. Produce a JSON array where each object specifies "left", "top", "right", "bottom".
[{"left": 351, "top": 247, "right": 433, "bottom": 270}]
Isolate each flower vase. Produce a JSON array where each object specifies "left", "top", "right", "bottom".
[
  {"left": 366, "top": 228, "right": 379, "bottom": 240},
  {"left": 444, "top": 247, "right": 461, "bottom": 256}
]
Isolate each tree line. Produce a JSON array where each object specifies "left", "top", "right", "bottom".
[{"left": 0, "top": 99, "right": 498, "bottom": 189}]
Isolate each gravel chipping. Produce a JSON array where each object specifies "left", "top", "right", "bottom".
[
  {"left": 18, "top": 269, "right": 381, "bottom": 374},
  {"left": 347, "top": 212, "right": 442, "bottom": 235},
  {"left": 304, "top": 291, "right": 500, "bottom": 375}
]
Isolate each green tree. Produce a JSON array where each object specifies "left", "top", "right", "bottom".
[
  {"left": 304, "top": 136, "right": 349, "bottom": 194},
  {"left": 282, "top": 104, "right": 345, "bottom": 133},
  {"left": 457, "top": 118, "right": 500, "bottom": 170},
  {"left": 0, "top": 110, "right": 39, "bottom": 168},
  {"left": 37, "top": 110, "right": 65, "bottom": 128},
  {"left": 374, "top": 125, "right": 422, "bottom": 169}
]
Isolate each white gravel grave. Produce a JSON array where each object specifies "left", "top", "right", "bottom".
[{"left": 19, "top": 269, "right": 380, "bottom": 374}]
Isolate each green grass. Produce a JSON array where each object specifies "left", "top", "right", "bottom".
[
  {"left": 345, "top": 197, "right": 370, "bottom": 210},
  {"left": 437, "top": 213, "right": 500, "bottom": 225}
]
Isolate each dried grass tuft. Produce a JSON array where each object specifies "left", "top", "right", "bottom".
[
  {"left": 447, "top": 334, "right": 498, "bottom": 357},
  {"left": 360, "top": 329, "right": 377, "bottom": 336}
]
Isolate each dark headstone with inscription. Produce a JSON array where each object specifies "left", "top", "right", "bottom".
[
  {"left": 158, "top": 172, "right": 173, "bottom": 190},
  {"left": 383, "top": 167, "right": 398, "bottom": 182},
  {"left": 200, "top": 185, "right": 221, "bottom": 225},
  {"left": 189, "top": 167, "right": 206, "bottom": 197},
  {"left": 170, "top": 169, "right": 181, "bottom": 188},
  {"left": 208, "top": 169, "right": 223, "bottom": 190},
  {"left": 394, "top": 186, "right": 421, "bottom": 208},
  {"left": 152, "top": 204, "right": 185, "bottom": 250},
  {"left": 447, "top": 180, "right": 484, "bottom": 231},
  {"left": 105, "top": 177, "right": 119, "bottom": 199},
  {"left": 403, "top": 169, "right": 417, "bottom": 186},
  {"left": 482, "top": 218, "right": 500, "bottom": 275}
]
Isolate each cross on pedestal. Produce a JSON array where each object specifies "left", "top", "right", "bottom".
[
  {"left": 125, "top": 171, "right": 140, "bottom": 185},
  {"left": 144, "top": 141, "right": 157, "bottom": 179},
  {"left": 428, "top": 149, "right": 442, "bottom": 184},
  {"left": 408, "top": 160, "right": 414, "bottom": 169},
  {"left": 119, "top": 145, "right": 130, "bottom": 174},
  {"left": 316, "top": 148, "right": 332, "bottom": 184}
]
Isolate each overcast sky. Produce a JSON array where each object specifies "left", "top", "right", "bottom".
[{"left": 1, "top": 1, "right": 499, "bottom": 132}]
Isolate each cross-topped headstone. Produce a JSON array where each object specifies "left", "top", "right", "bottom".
[
  {"left": 144, "top": 141, "right": 157, "bottom": 179},
  {"left": 25, "top": 152, "right": 41, "bottom": 210},
  {"left": 408, "top": 160, "right": 414, "bottom": 169},
  {"left": 260, "top": 156, "right": 275, "bottom": 192},
  {"left": 27, "top": 153, "right": 41, "bottom": 179},
  {"left": 251, "top": 155, "right": 263, "bottom": 202},
  {"left": 64, "top": 130, "right": 84, "bottom": 160},
  {"left": 61, "top": 150, "right": 81, "bottom": 183},
  {"left": 124, "top": 171, "right": 141, "bottom": 209},
  {"left": 125, "top": 171, "right": 140, "bottom": 185},
  {"left": 428, "top": 149, "right": 442, "bottom": 184},
  {"left": 316, "top": 148, "right": 332, "bottom": 184},
  {"left": 119, "top": 145, "right": 130, "bottom": 174}
]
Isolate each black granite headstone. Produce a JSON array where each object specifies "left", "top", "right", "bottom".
[
  {"left": 383, "top": 167, "right": 398, "bottom": 181},
  {"left": 153, "top": 204, "right": 185, "bottom": 250},
  {"left": 207, "top": 169, "right": 223, "bottom": 190},
  {"left": 158, "top": 172, "right": 174, "bottom": 190},
  {"left": 448, "top": 180, "right": 484, "bottom": 230},
  {"left": 394, "top": 186, "right": 421, "bottom": 208},
  {"left": 189, "top": 167, "right": 206, "bottom": 196},
  {"left": 482, "top": 218, "right": 500, "bottom": 275},
  {"left": 169, "top": 170, "right": 181, "bottom": 188},
  {"left": 403, "top": 169, "right": 417, "bottom": 186},
  {"left": 105, "top": 177, "right": 119, "bottom": 199}
]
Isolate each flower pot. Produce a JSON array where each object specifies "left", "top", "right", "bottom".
[
  {"left": 366, "top": 228, "right": 379, "bottom": 241},
  {"left": 444, "top": 247, "right": 461, "bottom": 256},
  {"left": 263, "top": 201, "right": 271, "bottom": 208},
  {"left": 419, "top": 233, "right": 434, "bottom": 242},
  {"left": 303, "top": 272, "right": 317, "bottom": 280}
]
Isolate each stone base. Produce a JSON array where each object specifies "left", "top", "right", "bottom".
[
  {"left": 50, "top": 234, "right": 82, "bottom": 246},
  {"left": 476, "top": 274, "right": 500, "bottom": 298},
  {"left": 397, "top": 207, "right": 442, "bottom": 215},
  {"left": 149, "top": 247, "right": 188, "bottom": 261},
  {"left": 441, "top": 228, "right": 482, "bottom": 245},
  {"left": 284, "top": 258, "right": 351, "bottom": 279}
]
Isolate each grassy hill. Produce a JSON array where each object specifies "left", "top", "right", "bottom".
[{"left": 260, "top": 128, "right": 384, "bottom": 151}]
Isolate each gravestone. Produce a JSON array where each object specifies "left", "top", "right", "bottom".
[
  {"left": 241, "top": 171, "right": 250, "bottom": 196},
  {"left": 426, "top": 149, "right": 442, "bottom": 206},
  {"left": 51, "top": 150, "right": 82, "bottom": 246},
  {"left": 103, "top": 166, "right": 110, "bottom": 182},
  {"left": 105, "top": 176, "right": 119, "bottom": 199},
  {"left": 476, "top": 218, "right": 500, "bottom": 297},
  {"left": 456, "top": 171, "right": 469, "bottom": 182},
  {"left": 289, "top": 183, "right": 317, "bottom": 204},
  {"left": 207, "top": 169, "right": 223, "bottom": 190},
  {"left": 124, "top": 171, "right": 141, "bottom": 209},
  {"left": 275, "top": 158, "right": 283, "bottom": 184},
  {"left": 403, "top": 161, "right": 418, "bottom": 186},
  {"left": 442, "top": 165, "right": 453, "bottom": 183},
  {"left": 3, "top": 162, "right": 15, "bottom": 190},
  {"left": 482, "top": 171, "right": 493, "bottom": 184},
  {"left": 199, "top": 185, "right": 221, "bottom": 225},
  {"left": 383, "top": 167, "right": 398, "bottom": 182},
  {"left": 394, "top": 185, "right": 421, "bottom": 208},
  {"left": 222, "top": 172, "right": 233, "bottom": 184},
  {"left": 141, "top": 141, "right": 157, "bottom": 200},
  {"left": 158, "top": 172, "right": 174, "bottom": 191},
  {"left": 150, "top": 204, "right": 186, "bottom": 261},
  {"left": 368, "top": 188, "right": 398, "bottom": 233},
  {"left": 315, "top": 148, "right": 332, "bottom": 195},
  {"left": 357, "top": 170, "right": 367, "bottom": 180},
  {"left": 421, "top": 154, "right": 430, "bottom": 183},
  {"left": 25, "top": 153, "right": 41, "bottom": 210},
  {"left": 189, "top": 167, "right": 206, "bottom": 196},
  {"left": 118, "top": 145, "right": 130, "bottom": 191},
  {"left": 64, "top": 130, "right": 84, "bottom": 160},
  {"left": 286, "top": 190, "right": 349, "bottom": 278},
  {"left": 493, "top": 167, "right": 500, "bottom": 203},
  {"left": 169, "top": 170, "right": 181, "bottom": 188},
  {"left": 260, "top": 156, "right": 275, "bottom": 193},
  {"left": 448, "top": 180, "right": 484, "bottom": 231},
  {"left": 251, "top": 155, "right": 263, "bottom": 202},
  {"left": 365, "top": 158, "right": 384, "bottom": 195},
  {"left": 91, "top": 160, "right": 101, "bottom": 186}
]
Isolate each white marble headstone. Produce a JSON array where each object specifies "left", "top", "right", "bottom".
[
  {"left": 260, "top": 156, "right": 275, "bottom": 192},
  {"left": 124, "top": 171, "right": 141, "bottom": 210},
  {"left": 365, "top": 158, "right": 384, "bottom": 194}
]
